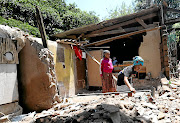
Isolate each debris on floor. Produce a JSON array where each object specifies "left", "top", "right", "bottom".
[{"left": 7, "top": 80, "right": 180, "bottom": 123}]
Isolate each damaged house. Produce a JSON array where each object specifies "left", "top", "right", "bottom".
[
  {"left": 53, "top": 5, "right": 179, "bottom": 90},
  {"left": 0, "top": 3, "right": 180, "bottom": 119}
]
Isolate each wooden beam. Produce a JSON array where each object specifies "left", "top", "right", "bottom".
[
  {"left": 35, "top": 6, "right": 48, "bottom": 48},
  {"left": 56, "top": 40, "right": 80, "bottom": 45},
  {"left": 87, "top": 26, "right": 144, "bottom": 37},
  {"left": 85, "top": 13, "right": 157, "bottom": 37},
  {"left": 167, "top": 28, "right": 180, "bottom": 32},
  {"left": 84, "top": 26, "right": 161, "bottom": 47},
  {"left": 101, "top": 6, "right": 159, "bottom": 27},
  {"left": 167, "top": 7, "right": 180, "bottom": 13},
  {"left": 53, "top": 6, "right": 159, "bottom": 39},
  {"left": 135, "top": 18, "right": 148, "bottom": 28},
  {"left": 66, "top": 35, "right": 77, "bottom": 39},
  {"left": 160, "top": 4, "right": 165, "bottom": 25},
  {"left": 165, "top": 18, "right": 180, "bottom": 25},
  {"left": 87, "top": 23, "right": 157, "bottom": 38},
  {"left": 87, "top": 46, "right": 110, "bottom": 49},
  {"left": 96, "top": 27, "right": 161, "bottom": 46}
]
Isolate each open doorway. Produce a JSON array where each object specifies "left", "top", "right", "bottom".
[
  {"left": 108, "top": 34, "right": 143, "bottom": 64},
  {"left": 106, "top": 34, "right": 144, "bottom": 79}
]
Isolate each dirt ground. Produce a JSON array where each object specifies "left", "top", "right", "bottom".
[{"left": 5, "top": 79, "right": 180, "bottom": 123}]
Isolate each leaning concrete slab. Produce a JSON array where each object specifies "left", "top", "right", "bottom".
[{"left": 18, "top": 38, "right": 58, "bottom": 112}]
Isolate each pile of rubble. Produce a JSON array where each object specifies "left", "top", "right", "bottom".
[{"left": 8, "top": 79, "right": 180, "bottom": 123}]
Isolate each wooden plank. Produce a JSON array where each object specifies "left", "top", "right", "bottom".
[
  {"left": 163, "top": 44, "right": 168, "bottom": 51},
  {"left": 53, "top": 6, "right": 159, "bottom": 39},
  {"left": 167, "top": 28, "right": 180, "bottom": 32},
  {"left": 135, "top": 18, "right": 148, "bottom": 28},
  {"left": 87, "top": 50, "right": 103, "bottom": 87},
  {"left": 167, "top": 7, "right": 180, "bottom": 13},
  {"left": 160, "top": 4, "right": 165, "bottom": 25},
  {"left": 164, "top": 56, "right": 169, "bottom": 62},
  {"left": 66, "top": 35, "right": 77, "bottom": 39},
  {"left": 101, "top": 6, "right": 159, "bottom": 26},
  {"left": 164, "top": 61, "right": 169, "bottom": 66},
  {"left": 87, "top": 46, "right": 110, "bottom": 49},
  {"left": 165, "top": 18, "right": 180, "bottom": 25},
  {"left": 84, "top": 26, "right": 161, "bottom": 47},
  {"left": 95, "top": 26, "right": 162, "bottom": 46},
  {"left": 86, "top": 13, "right": 158, "bottom": 36},
  {"left": 86, "top": 26, "right": 144, "bottom": 38},
  {"left": 35, "top": 6, "right": 48, "bottom": 48},
  {"left": 76, "top": 59, "right": 86, "bottom": 90},
  {"left": 56, "top": 40, "right": 77, "bottom": 45},
  {"left": 163, "top": 50, "right": 168, "bottom": 56},
  {"left": 165, "top": 66, "right": 170, "bottom": 71}
]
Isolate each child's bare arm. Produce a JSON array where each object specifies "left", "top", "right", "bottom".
[{"left": 124, "top": 76, "right": 136, "bottom": 93}]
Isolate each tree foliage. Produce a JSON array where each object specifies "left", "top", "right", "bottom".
[
  {"left": 134, "top": 0, "right": 180, "bottom": 37},
  {"left": 135, "top": 0, "right": 180, "bottom": 11},
  {"left": 105, "top": 2, "right": 135, "bottom": 20},
  {"left": 0, "top": 16, "right": 40, "bottom": 36},
  {"left": 0, "top": 0, "right": 99, "bottom": 38}
]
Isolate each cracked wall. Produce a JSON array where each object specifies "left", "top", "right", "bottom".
[{"left": 18, "top": 38, "right": 59, "bottom": 112}]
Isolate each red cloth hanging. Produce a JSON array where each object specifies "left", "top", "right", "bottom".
[{"left": 73, "top": 46, "right": 82, "bottom": 60}]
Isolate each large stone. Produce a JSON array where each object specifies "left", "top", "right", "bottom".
[{"left": 158, "top": 112, "right": 165, "bottom": 120}]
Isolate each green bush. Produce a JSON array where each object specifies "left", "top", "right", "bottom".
[
  {"left": 0, "top": 16, "right": 40, "bottom": 37},
  {"left": 0, "top": 0, "right": 99, "bottom": 38}
]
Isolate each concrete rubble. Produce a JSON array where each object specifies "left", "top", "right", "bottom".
[{"left": 6, "top": 79, "right": 180, "bottom": 123}]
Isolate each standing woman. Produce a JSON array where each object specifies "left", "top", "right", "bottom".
[{"left": 100, "top": 50, "right": 117, "bottom": 93}]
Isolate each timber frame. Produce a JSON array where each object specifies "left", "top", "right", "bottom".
[{"left": 53, "top": 4, "right": 180, "bottom": 78}]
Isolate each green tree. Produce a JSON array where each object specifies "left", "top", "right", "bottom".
[
  {"left": 135, "top": 0, "right": 180, "bottom": 12},
  {"left": 104, "top": 2, "right": 135, "bottom": 20},
  {"left": 134, "top": 0, "right": 180, "bottom": 35},
  {"left": 173, "top": 23, "right": 180, "bottom": 41},
  {"left": 0, "top": 0, "right": 99, "bottom": 38}
]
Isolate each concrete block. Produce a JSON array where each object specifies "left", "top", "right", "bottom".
[
  {"left": 0, "top": 102, "right": 21, "bottom": 115},
  {"left": 0, "top": 64, "right": 18, "bottom": 105}
]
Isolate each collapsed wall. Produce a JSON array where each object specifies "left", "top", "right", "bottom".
[{"left": 18, "top": 37, "right": 59, "bottom": 112}]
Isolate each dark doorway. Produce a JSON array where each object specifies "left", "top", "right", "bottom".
[{"left": 108, "top": 34, "right": 143, "bottom": 64}]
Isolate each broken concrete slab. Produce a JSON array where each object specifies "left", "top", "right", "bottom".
[{"left": 18, "top": 38, "right": 58, "bottom": 112}]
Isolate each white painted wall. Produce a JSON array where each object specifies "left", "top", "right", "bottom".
[{"left": 0, "top": 64, "right": 19, "bottom": 105}]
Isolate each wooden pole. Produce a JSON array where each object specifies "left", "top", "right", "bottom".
[
  {"left": 35, "top": 6, "right": 48, "bottom": 48},
  {"left": 84, "top": 26, "right": 162, "bottom": 47}
]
